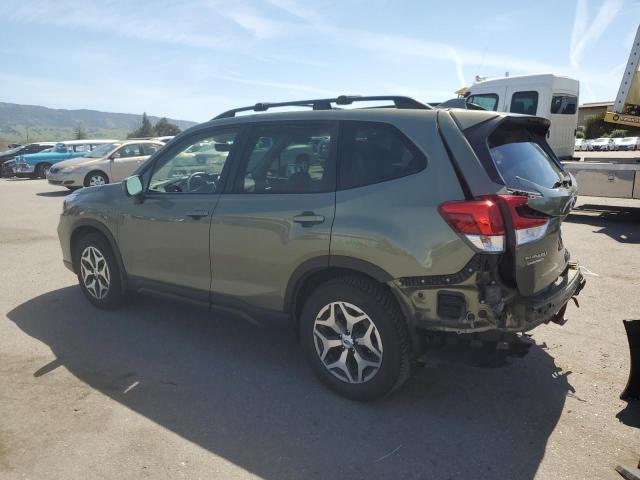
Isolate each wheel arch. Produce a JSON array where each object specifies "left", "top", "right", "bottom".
[
  {"left": 84, "top": 170, "right": 110, "bottom": 186},
  {"left": 285, "top": 255, "right": 411, "bottom": 330},
  {"left": 70, "top": 219, "right": 127, "bottom": 287}
]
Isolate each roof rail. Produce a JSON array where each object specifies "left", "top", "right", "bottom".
[{"left": 213, "top": 95, "right": 432, "bottom": 119}]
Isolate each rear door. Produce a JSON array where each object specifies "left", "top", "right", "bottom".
[
  {"left": 549, "top": 94, "right": 578, "bottom": 158},
  {"left": 210, "top": 121, "right": 337, "bottom": 312},
  {"left": 110, "top": 143, "right": 147, "bottom": 181},
  {"left": 465, "top": 116, "right": 577, "bottom": 296}
]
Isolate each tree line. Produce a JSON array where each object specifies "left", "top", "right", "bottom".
[{"left": 73, "top": 112, "right": 182, "bottom": 140}]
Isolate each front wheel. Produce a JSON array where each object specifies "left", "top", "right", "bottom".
[
  {"left": 74, "top": 233, "right": 124, "bottom": 309},
  {"left": 299, "top": 276, "right": 412, "bottom": 401},
  {"left": 84, "top": 171, "right": 109, "bottom": 187}
]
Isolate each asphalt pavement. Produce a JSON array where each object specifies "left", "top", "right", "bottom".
[{"left": 0, "top": 178, "right": 638, "bottom": 479}]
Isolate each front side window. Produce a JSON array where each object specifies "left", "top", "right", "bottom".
[
  {"left": 73, "top": 144, "right": 87, "bottom": 152},
  {"left": 550, "top": 95, "right": 577, "bottom": 115},
  {"left": 54, "top": 144, "right": 68, "bottom": 153},
  {"left": 236, "top": 123, "right": 335, "bottom": 194},
  {"left": 338, "top": 121, "right": 426, "bottom": 190},
  {"left": 467, "top": 93, "right": 499, "bottom": 111},
  {"left": 148, "top": 129, "right": 238, "bottom": 194},
  {"left": 510, "top": 91, "right": 538, "bottom": 115}
]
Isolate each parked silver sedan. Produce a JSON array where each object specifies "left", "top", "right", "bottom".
[{"left": 47, "top": 140, "right": 164, "bottom": 189}]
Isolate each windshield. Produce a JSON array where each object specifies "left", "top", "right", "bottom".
[
  {"left": 85, "top": 143, "right": 119, "bottom": 158},
  {"left": 488, "top": 123, "right": 564, "bottom": 190}
]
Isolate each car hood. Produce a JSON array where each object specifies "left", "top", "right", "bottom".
[
  {"left": 54, "top": 157, "right": 104, "bottom": 169},
  {"left": 592, "top": 140, "right": 609, "bottom": 145}
]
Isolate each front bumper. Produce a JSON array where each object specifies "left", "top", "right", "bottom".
[{"left": 47, "top": 169, "right": 84, "bottom": 187}]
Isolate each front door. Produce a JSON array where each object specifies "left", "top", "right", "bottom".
[
  {"left": 118, "top": 127, "right": 241, "bottom": 301},
  {"left": 211, "top": 121, "right": 337, "bottom": 312}
]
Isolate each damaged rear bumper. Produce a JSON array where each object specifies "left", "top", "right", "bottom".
[{"left": 507, "top": 262, "right": 586, "bottom": 331}]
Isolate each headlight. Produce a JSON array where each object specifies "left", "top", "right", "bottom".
[{"left": 59, "top": 167, "right": 76, "bottom": 173}]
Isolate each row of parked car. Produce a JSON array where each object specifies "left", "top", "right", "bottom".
[
  {"left": 574, "top": 136, "right": 640, "bottom": 151},
  {"left": 0, "top": 137, "right": 173, "bottom": 187}
]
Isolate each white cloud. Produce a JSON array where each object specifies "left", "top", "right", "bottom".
[{"left": 570, "top": 0, "right": 624, "bottom": 68}]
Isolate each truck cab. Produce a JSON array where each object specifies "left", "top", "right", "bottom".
[{"left": 466, "top": 74, "right": 579, "bottom": 159}]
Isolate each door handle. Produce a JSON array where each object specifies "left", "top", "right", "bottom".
[
  {"left": 185, "top": 208, "right": 209, "bottom": 219},
  {"left": 293, "top": 212, "right": 325, "bottom": 226}
]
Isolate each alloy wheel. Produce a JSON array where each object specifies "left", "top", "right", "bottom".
[
  {"left": 89, "top": 174, "right": 106, "bottom": 186},
  {"left": 80, "top": 246, "right": 110, "bottom": 299},
  {"left": 313, "top": 301, "right": 383, "bottom": 384}
]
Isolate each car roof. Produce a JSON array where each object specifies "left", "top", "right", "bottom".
[{"left": 57, "top": 139, "right": 119, "bottom": 145}]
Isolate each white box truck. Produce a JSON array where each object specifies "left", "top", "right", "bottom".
[{"left": 464, "top": 74, "right": 579, "bottom": 159}]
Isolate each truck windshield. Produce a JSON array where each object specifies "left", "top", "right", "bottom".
[{"left": 488, "top": 123, "right": 564, "bottom": 190}]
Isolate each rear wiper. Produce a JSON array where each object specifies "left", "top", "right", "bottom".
[{"left": 552, "top": 179, "right": 572, "bottom": 189}]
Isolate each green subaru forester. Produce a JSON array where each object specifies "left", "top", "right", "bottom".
[{"left": 57, "top": 96, "right": 585, "bottom": 400}]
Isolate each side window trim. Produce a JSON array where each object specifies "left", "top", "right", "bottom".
[
  {"left": 143, "top": 125, "right": 244, "bottom": 195},
  {"left": 336, "top": 120, "right": 428, "bottom": 191},
  {"left": 227, "top": 120, "right": 338, "bottom": 195}
]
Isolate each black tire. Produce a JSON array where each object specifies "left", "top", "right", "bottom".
[
  {"left": 299, "top": 276, "right": 412, "bottom": 401},
  {"left": 73, "top": 233, "right": 124, "bottom": 309},
  {"left": 84, "top": 171, "right": 109, "bottom": 187},
  {"left": 34, "top": 163, "right": 51, "bottom": 179}
]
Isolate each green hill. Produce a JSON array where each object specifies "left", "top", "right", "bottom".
[{"left": 0, "top": 102, "right": 197, "bottom": 145}]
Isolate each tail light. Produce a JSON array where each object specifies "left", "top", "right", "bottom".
[{"left": 439, "top": 195, "right": 550, "bottom": 253}]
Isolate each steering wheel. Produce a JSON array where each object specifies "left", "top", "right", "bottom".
[{"left": 186, "top": 171, "right": 215, "bottom": 193}]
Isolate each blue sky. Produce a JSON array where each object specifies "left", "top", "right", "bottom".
[{"left": 0, "top": 0, "right": 638, "bottom": 122}]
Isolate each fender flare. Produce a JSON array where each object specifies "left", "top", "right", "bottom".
[
  {"left": 283, "top": 255, "right": 394, "bottom": 314},
  {"left": 70, "top": 218, "right": 127, "bottom": 286}
]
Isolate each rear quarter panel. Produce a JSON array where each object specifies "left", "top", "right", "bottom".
[{"left": 331, "top": 115, "right": 476, "bottom": 279}]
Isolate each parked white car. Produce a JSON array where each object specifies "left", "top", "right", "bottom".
[
  {"left": 47, "top": 140, "right": 164, "bottom": 189},
  {"left": 614, "top": 136, "right": 639, "bottom": 151},
  {"left": 590, "top": 137, "right": 615, "bottom": 151},
  {"left": 574, "top": 138, "right": 584, "bottom": 151},
  {"left": 581, "top": 139, "right": 594, "bottom": 151}
]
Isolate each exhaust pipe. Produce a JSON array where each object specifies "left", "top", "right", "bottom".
[{"left": 621, "top": 320, "right": 640, "bottom": 401}]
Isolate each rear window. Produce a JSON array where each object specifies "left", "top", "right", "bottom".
[
  {"left": 467, "top": 93, "right": 498, "bottom": 111},
  {"left": 488, "top": 123, "right": 564, "bottom": 189},
  {"left": 550, "top": 95, "right": 577, "bottom": 115},
  {"left": 510, "top": 91, "right": 538, "bottom": 115}
]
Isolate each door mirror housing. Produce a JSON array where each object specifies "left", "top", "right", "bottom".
[{"left": 124, "top": 175, "right": 143, "bottom": 198}]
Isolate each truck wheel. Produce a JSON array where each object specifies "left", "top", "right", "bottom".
[
  {"left": 73, "top": 233, "right": 124, "bottom": 309},
  {"left": 84, "top": 171, "right": 109, "bottom": 187},
  {"left": 34, "top": 163, "right": 51, "bottom": 179},
  {"left": 299, "top": 276, "right": 412, "bottom": 401}
]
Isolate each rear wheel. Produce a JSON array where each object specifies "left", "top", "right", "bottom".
[
  {"left": 299, "top": 276, "right": 412, "bottom": 401},
  {"left": 34, "top": 163, "right": 51, "bottom": 179},
  {"left": 74, "top": 233, "right": 124, "bottom": 309},
  {"left": 84, "top": 171, "right": 109, "bottom": 187}
]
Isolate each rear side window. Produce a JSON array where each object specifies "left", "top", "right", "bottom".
[
  {"left": 510, "top": 91, "right": 538, "bottom": 115},
  {"left": 339, "top": 122, "right": 426, "bottom": 190},
  {"left": 467, "top": 93, "right": 498, "bottom": 111},
  {"left": 236, "top": 122, "right": 336, "bottom": 194},
  {"left": 550, "top": 95, "right": 577, "bottom": 115},
  {"left": 488, "top": 123, "right": 564, "bottom": 189}
]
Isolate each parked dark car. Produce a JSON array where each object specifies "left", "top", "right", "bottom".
[{"left": 0, "top": 142, "right": 56, "bottom": 177}]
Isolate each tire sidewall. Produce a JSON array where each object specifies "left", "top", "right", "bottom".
[
  {"left": 300, "top": 280, "right": 406, "bottom": 401},
  {"left": 74, "top": 234, "right": 122, "bottom": 309}
]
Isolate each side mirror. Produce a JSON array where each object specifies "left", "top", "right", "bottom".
[{"left": 124, "top": 175, "right": 143, "bottom": 198}]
